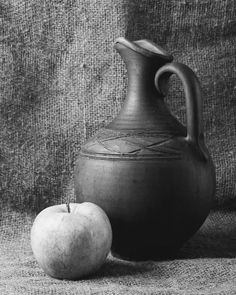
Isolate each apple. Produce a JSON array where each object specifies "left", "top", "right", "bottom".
[{"left": 30, "top": 202, "right": 112, "bottom": 280}]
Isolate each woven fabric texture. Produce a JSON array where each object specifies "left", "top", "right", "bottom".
[
  {"left": 0, "top": 210, "right": 236, "bottom": 295},
  {"left": 0, "top": 0, "right": 235, "bottom": 211},
  {"left": 0, "top": 0, "right": 235, "bottom": 294}
]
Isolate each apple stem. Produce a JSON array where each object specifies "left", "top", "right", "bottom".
[{"left": 66, "top": 202, "right": 71, "bottom": 213}]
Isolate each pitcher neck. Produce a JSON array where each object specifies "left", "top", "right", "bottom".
[
  {"left": 115, "top": 38, "right": 173, "bottom": 100},
  {"left": 107, "top": 38, "right": 174, "bottom": 130},
  {"left": 126, "top": 57, "right": 161, "bottom": 100}
]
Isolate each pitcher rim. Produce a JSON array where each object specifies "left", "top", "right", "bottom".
[{"left": 114, "top": 37, "right": 173, "bottom": 61}]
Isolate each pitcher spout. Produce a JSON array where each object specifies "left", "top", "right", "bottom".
[{"left": 114, "top": 37, "right": 173, "bottom": 67}]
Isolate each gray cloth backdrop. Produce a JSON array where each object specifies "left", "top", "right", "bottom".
[{"left": 0, "top": 0, "right": 235, "bottom": 294}]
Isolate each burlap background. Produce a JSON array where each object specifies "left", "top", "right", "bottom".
[{"left": 0, "top": 0, "right": 235, "bottom": 294}]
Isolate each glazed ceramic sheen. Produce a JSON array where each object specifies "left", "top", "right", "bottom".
[{"left": 74, "top": 37, "right": 216, "bottom": 261}]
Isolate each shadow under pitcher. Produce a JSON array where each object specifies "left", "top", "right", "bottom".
[{"left": 74, "top": 37, "right": 216, "bottom": 261}]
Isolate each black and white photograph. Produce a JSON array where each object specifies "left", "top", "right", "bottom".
[{"left": 0, "top": 0, "right": 235, "bottom": 294}]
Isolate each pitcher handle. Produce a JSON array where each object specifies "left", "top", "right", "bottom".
[{"left": 154, "top": 62, "right": 207, "bottom": 159}]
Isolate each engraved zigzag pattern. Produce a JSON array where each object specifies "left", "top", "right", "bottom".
[{"left": 85, "top": 135, "right": 182, "bottom": 159}]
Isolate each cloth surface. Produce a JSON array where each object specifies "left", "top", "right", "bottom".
[
  {"left": 0, "top": 0, "right": 235, "bottom": 294},
  {"left": 0, "top": 210, "right": 236, "bottom": 294},
  {"left": 0, "top": 0, "right": 235, "bottom": 211}
]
